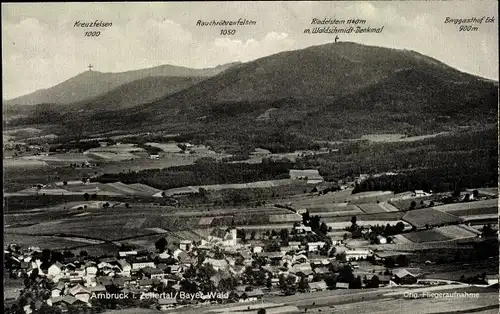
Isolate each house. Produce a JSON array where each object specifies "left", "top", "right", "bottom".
[
  {"left": 393, "top": 269, "right": 418, "bottom": 285},
  {"left": 336, "top": 282, "right": 349, "bottom": 289},
  {"left": 112, "top": 277, "right": 130, "bottom": 288},
  {"left": 131, "top": 260, "right": 156, "bottom": 270},
  {"left": 150, "top": 154, "right": 160, "bottom": 160},
  {"left": 51, "top": 281, "right": 66, "bottom": 297},
  {"left": 309, "top": 280, "right": 328, "bottom": 292},
  {"left": 179, "top": 240, "right": 192, "bottom": 251},
  {"left": 138, "top": 279, "right": 153, "bottom": 289},
  {"left": 203, "top": 258, "right": 228, "bottom": 271},
  {"left": 415, "top": 190, "right": 432, "bottom": 197},
  {"left": 486, "top": 274, "right": 499, "bottom": 286},
  {"left": 294, "top": 226, "right": 312, "bottom": 234},
  {"left": 118, "top": 250, "right": 137, "bottom": 258},
  {"left": 143, "top": 267, "right": 165, "bottom": 279},
  {"left": 158, "top": 298, "right": 177, "bottom": 310},
  {"left": 68, "top": 284, "right": 91, "bottom": 303},
  {"left": 376, "top": 235, "right": 387, "bottom": 244},
  {"left": 289, "top": 169, "right": 324, "bottom": 184},
  {"left": 84, "top": 263, "right": 98, "bottom": 277},
  {"left": 313, "top": 267, "right": 330, "bottom": 275},
  {"left": 208, "top": 228, "right": 237, "bottom": 246},
  {"left": 288, "top": 241, "right": 302, "bottom": 250},
  {"left": 259, "top": 251, "right": 285, "bottom": 261},
  {"left": 48, "top": 262, "right": 63, "bottom": 276},
  {"left": 292, "top": 254, "right": 308, "bottom": 265},
  {"left": 365, "top": 274, "right": 391, "bottom": 286},
  {"left": 89, "top": 285, "right": 107, "bottom": 298},
  {"left": 253, "top": 246, "right": 263, "bottom": 254},
  {"left": 117, "top": 259, "right": 131, "bottom": 276},
  {"left": 244, "top": 289, "right": 264, "bottom": 302},
  {"left": 307, "top": 241, "right": 326, "bottom": 252},
  {"left": 290, "top": 264, "right": 314, "bottom": 281},
  {"left": 345, "top": 249, "right": 372, "bottom": 261},
  {"left": 96, "top": 277, "right": 113, "bottom": 287}
]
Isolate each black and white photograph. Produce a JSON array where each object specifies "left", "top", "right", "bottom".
[{"left": 2, "top": 1, "right": 499, "bottom": 313}]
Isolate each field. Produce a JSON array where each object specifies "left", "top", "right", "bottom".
[
  {"left": 163, "top": 179, "right": 294, "bottom": 196},
  {"left": 325, "top": 220, "right": 408, "bottom": 231},
  {"left": 86, "top": 151, "right": 140, "bottom": 161},
  {"left": 307, "top": 204, "right": 364, "bottom": 217},
  {"left": 20, "top": 153, "right": 91, "bottom": 163},
  {"left": 402, "top": 208, "right": 462, "bottom": 228},
  {"left": 357, "top": 203, "right": 393, "bottom": 214},
  {"left": 358, "top": 132, "right": 449, "bottom": 143},
  {"left": 7, "top": 181, "right": 162, "bottom": 197},
  {"left": 401, "top": 224, "right": 480, "bottom": 244},
  {"left": 86, "top": 143, "right": 145, "bottom": 153},
  {"left": 4, "top": 202, "right": 300, "bottom": 254},
  {"left": 403, "top": 230, "right": 453, "bottom": 243},
  {"left": 434, "top": 199, "right": 498, "bottom": 213},
  {"left": 389, "top": 196, "right": 437, "bottom": 211},
  {"left": 447, "top": 206, "right": 498, "bottom": 217},
  {"left": 145, "top": 142, "right": 182, "bottom": 153},
  {"left": 3, "top": 158, "right": 48, "bottom": 168},
  {"left": 435, "top": 224, "right": 481, "bottom": 239}
]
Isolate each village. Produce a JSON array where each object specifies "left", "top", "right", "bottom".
[
  {"left": 3, "top": 216, "right": 437, "bottom": 314},
  {"left": 6, "top": 201, "right": 499, "bottom": 314}
]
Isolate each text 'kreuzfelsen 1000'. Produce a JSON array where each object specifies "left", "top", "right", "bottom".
[{"left": 74, "top": 20, "right": 113, "bottom": 37}]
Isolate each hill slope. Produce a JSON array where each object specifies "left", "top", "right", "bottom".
[
  {"left": 145, "top": 42, "right": 483, "bottom": 107},
  {"left": 72, "top": 76, "right": 206, "bottom": 111},
  {"left": 7, "top": 42, "right": 498, "bottom": 144},
  {"left": 4, "top": 62, "right": 239, "bottom": 106}
]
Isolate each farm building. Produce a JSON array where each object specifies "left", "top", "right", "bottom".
[
  {"left": 157, "top": 298, "right": 177, "bottom": 310},
  {"left": 415, "top": 190, "right": 432, "bottom": 197},
  {"left": 376, "top": 235, "right": 387, "bottom": 244},
  {"left": 208, "top": 228, "right": 237, "bottom": 247},
  {"left": 392, "top": 269, "right": 418, "bottom": 285},
  {"left": 289, "top": 169, "right": 324, "bottom": 184},
  {"left": 308, "top": 280, "right": 328, "bottom": 292},
  {"left": 402, "top": 208, "right": 462, "bottom": 229},
  {"left": 307, "top": 242, "right": 326, "bottom": 252},
  {"left": 336, "top": 282, "right": 349, "bottom": 289},
  {"left": 345, "top": 249, "right": 372, "bottom": 261}
]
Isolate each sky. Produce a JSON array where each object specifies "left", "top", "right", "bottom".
[{"left": 2, "top": 1, "right": 498, "bottom": 100}]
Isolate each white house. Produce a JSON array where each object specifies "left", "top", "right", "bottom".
[
  {"left": 415, "top": 190, "right": 432, "bottom": 197},
  {"left": 68, "top": 284, "right": 91, "bottom": 303},
  {"left": 203, "top": 258, "right": 228, "bottom": 272},
  {"left": 253, "top": 246, "right": 263, "bottom": 254},
  {"left": 208, "top": 228, "right": 237, "bottom": 247},
  {"left": 51, "top": 282, "right": 65, "bottom": 298},
  {"left": 131, "top": 261, "right": 156, "bottom": 270},
  {"left": 48, "top": 262, "right": 63, "bottom": 276},
  {"left": 294, "top": 226, "right": 312, "bottom": 234},
  {"left": 179, "top": 240, "right": 192, "bottom": 251},
  {"left": 84, "top": 263, "right": 98, "bottom": 277},
  {"left": 345, "top": 249, "right": 372, "bottom": 261},
  {"left": 307, "top": 242, "right": 326, "bottom": 252},
  {"left": 117, "top": 260, "right": 131, "bottom": 276},
  {"left": 376, "top": 235, "right": 387, "bottom": 244},
  {"left": 158, "top": 298, "right": 177, "bottom": 310},
  {"left": 118, "top": 250, "right": 137, "bottom": 258}
]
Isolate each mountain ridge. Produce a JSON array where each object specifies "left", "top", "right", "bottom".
[{"left": 4, "top": 62, "right": 241, "bottom": 106}]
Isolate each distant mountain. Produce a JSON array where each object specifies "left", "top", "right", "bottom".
[
  {"left": 125, "top": 42, "right": 496, "bottom": 128},
  {"left": 7, "top": 42, "right": 498, "bottom": 143},
  {"left": 72, "top": 76, "right": 206, "bottom": 111},
  {"left": 145, "top": 42, "right": 484, "bottom": 106},
  {"left": 4, "top": 62, "right": 240, "bottom": 106}
]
